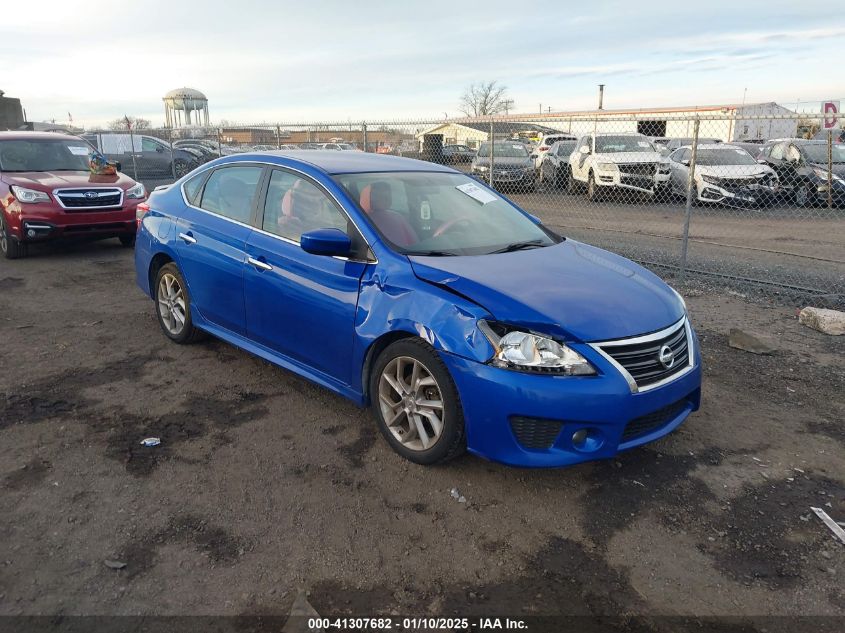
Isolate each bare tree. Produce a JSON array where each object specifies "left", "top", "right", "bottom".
[
  {"left": 459, "top": 81, "right": 511, "bottom": 117},
  {"left": 107, "top": 116, "right": 151, "bottom": 131}
]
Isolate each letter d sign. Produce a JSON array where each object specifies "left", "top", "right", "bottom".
[{"left": 823, "top": 101, "right": 840, "bottom": 130}]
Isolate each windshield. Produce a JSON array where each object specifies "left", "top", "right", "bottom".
[
  {"left": 594, "top": 136, "right": 655, "bottom": 153},
  {"left": 0, "top": 139, "right": 92, "bottom": 172},
  {"left": 801, "top": 144, "right": 845, "bottom": 164},
  {"left": 696, "top": 148, "right": 757, "bottom": 166},
  {"left": 477, "top": 142, "right": 529, "bottom": 158},
  {"left": 334, "top": 171, "right": 560, "bottom": 256}
]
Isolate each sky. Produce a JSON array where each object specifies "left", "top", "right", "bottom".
[{"left": 2, "top": 0, "right": 844, "bottom": 128}]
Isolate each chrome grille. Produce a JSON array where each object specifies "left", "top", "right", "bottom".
[
  {"left": 54, "top": 188, "right": 123, "bottom": 210},
  {"left": 594, "top": 319, "right": 691, "bottom": 390}
]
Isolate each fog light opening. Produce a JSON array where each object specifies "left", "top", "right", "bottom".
[
  {"left": 27, "top": 229, "right": 36, "bottom": 238},
  {"left": 571, "top": 428, "right": 604, "bottom": 453}
]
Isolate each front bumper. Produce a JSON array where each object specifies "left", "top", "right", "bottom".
[
  {"left": 4, "top": 201, "right": 139, "bottom": 242},
  {"left": 595, "top": 167, "right": 669, "bottom": 193},
  {"left": 697, "top": 180, "right": 779, "bottom": 207},
  {"left": 475, "top": 169, "right": 536, "bottom": 185},
  {"left": 441, "top": 332, "right": 702, "bottom": 468}
]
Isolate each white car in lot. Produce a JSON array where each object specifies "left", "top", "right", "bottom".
[
  {"left": 667, "top": 144, "right": 779, "bottom": 207},
  {"left": 531, "top": 133, "right": 578, "bottom": 169},
  {"left": 567, "top": 133, "right": 670, "bottom": 200}
]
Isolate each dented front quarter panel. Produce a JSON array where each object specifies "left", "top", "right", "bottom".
[{"left": 353, "top": 249, "right": 495, "bottom": 396}]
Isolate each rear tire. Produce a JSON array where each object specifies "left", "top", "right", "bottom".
[
  {"left": 0, "top": 215, "right": 26, "bottom": 260},
  {"left": 154, "top": 263, "right": 205, "bottom": 344},
  {"left": 119, "top": 234, "right": 136, "bottom": 247},
  {"left": 370, "top": 338, "right": 466, "bottom": 465}
]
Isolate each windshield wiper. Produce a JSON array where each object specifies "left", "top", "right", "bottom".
[
  {"left": 488, "top": 239, "right": 547, "bottom": 254},
  {"left": 407, "top": 250, "right": 460, "bottom": 257}
]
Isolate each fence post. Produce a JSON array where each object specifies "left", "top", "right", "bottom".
[
  {"left": 679, "top": 117, "right": 700, "bottom": 283},
  {"left": 168, "top": 127, "right": 176, "bottom": 181},
  {"left": 828, "top": 129, "right": 834, "bottom": 209},
  {"left": 362, "top": 122, "right": 368, "bottom": 153},
  {"left": 217, "top": 128, "right": 223, "bottom": 157},
  {"left": 489, "top": 118, "right": 494, "bottom": 187},
  {"left": 127, "top": 120, "right": 138, "bottom": 182},
  {"left": 276, "top": 125, "right": 282, "bottom": 150}
]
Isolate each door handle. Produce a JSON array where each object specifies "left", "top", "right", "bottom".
[
  {"left": 247, "top": 256, "right": 273, "bottom": 271},
  {"left": 178, "top": 232, "right": 197, "bottom": 244}
]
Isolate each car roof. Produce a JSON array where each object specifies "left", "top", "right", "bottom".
[
  {"left": 0, "top": 130, "right": 84, "bottom": 142},
  {"left": 222, "top": 150, "right": 457, "bottom": 175}
]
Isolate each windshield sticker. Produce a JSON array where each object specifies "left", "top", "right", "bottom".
[
  {"left": 735, "top": 149, "right": 746, "bottom": 154},
  {"left": 637, "top": 141, "right": 650, "bottom": 148},
  {"left": 68, "top": 146, "right": 90, "bottom": 156},
  {"left": 456, "top": 182, "right": 498, "bottom": 205},
  {"left": 512, "top": 144, "right": 522, "bottom": 150}
]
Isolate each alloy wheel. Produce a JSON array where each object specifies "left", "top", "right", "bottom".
[
  {"left": 157, "top": 273, "right": 187, "bottom": 335},
  {"left": 377, "top": 356, "right": 444, "bottom": 451},
  {"left": 0, "top": 217, "right": 7, "bottom": 254}
]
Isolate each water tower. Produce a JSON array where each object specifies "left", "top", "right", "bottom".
[{"left": 163, "top": 87, "right": 209, "bottom": 127}]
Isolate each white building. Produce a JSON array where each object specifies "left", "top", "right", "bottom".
[{"left": 516, "top": 102, "right": 798, "bottom": 142}]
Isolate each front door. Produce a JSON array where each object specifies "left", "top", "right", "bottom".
[{"left": 244, "top": 168, "right": 368, "bottom": 385}]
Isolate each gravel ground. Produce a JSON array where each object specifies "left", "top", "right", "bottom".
[{"left": 0, "top": 239, "right": 844, "bottom": 630}]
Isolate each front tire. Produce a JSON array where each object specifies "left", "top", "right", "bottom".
[
  {"left": 370, "top": 338, "right": 466, "bottom": 465},
  {"left": 154, "top": 263, "right": 205, "bottom": 344},
  {"left": 587, "top": 172, "right": 600, "bottom": 201},
  {"left": 118, "top": 234, "right": 136, "bottom": 247},
  {"left": 0, "top": 215, "right": 26, "bottom": 259},
  {"left": 567, "top": 171, "right": 580, "bottom": 194}
]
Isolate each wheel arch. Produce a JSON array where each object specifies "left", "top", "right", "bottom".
[
  {"left": 148, "top": 252, "right": 175, "bottom": 297},
  {"left": 361, "top": 330, "right": 419, "bottom": 405}
]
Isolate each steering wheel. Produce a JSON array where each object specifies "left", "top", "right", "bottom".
[{"left": 432, "top": 216, "right": 476, "bottom": 238}]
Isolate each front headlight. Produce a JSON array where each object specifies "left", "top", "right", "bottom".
[
  {"left": 474, "top": 165, "right": 488, "bottom": 172},
  {"left": 125, "top": 182, "right": 146, "bottom": 199},
  {"left": 701, "top": 174, "right": 721, "bottom": 185},
  {"left": 10, "top": 185, "right": 50, "bottom": 204},
  {"left": 479, "top": 321, "right": 596, "bottom": 375},
  {"left": 597, "top": 162, "right": 618, "bottom": 172},
  {"left": 813, "top": 167, "right": 842, "bottom": 182},
  {"left": 658, "top": 162, "right": 670, "bottom": 173}
]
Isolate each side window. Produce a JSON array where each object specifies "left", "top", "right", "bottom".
[
  {"left": 183, "top": 171, "right": 207, "bottom": 205},
  {"left": 141, "top": 137, "right": 162, "bottom": 152},
  {"left": 199, "top": 165, "right": 263, "bottom": 223},
  {"left": 263, "top": 170, "right": 348, "bottom": 242},
  {"left": 769, "top": 143, "right": 785, "bottom": 160}
]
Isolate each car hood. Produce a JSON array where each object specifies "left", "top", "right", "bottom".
[
  {"left": 810, "top": 162, "right": 845, "bottom": 177},
  {"left": 473, "top": 156, "right": 532, "bottom": 168},
  {"left": 0, "top": 170, "right": 138, "bottom": 190},
  {"left": 694, "top": 164, "right": 774, "bottom": 178},
  {"left": 409, "top": 240, "right": 684, "bottom": 342},
  {"left": 593, "top": 152, "right": 662, "bottom": 163}
]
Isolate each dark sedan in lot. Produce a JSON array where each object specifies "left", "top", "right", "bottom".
[
  {"left": 134, "top": 151, "right": 700, "bottom": 468},
  {"left": 538, "top": 140, "right": 577, "bottom": 188},
  {"left": 758, "top": 139, "right": 845, "bottom": 206}
]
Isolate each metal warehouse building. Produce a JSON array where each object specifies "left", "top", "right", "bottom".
[{"left": 439, "top": 102, "right": 798, "bottom": 143}]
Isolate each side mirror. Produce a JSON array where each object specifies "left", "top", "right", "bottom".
[
  {"left": 680, "top": 159, "right": 691, "bottom": 167},
  {"left": 300, "top": 228, "right": 352, "bottom": 257},
  {"left": 110, "top": 161, "right": 122, "bottom": 172},
  {"left": 579, "top": 146, "right": 590, "bottom": 154},
  {"left": 757, "top": 158, "right": 767, "bottom": 164},
  {"left": 156, "top": 147, "right": 165, "bottom": 153}
]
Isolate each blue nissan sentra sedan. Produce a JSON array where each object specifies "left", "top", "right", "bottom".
[{"left": 134, "top": 151, "right": 701, "bottom": 467}]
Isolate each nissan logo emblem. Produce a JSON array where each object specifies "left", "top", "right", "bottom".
[
  {"left": 84, "top": 191, "right": 99, "bottom": 200},
  {"left": 658, "top": 344, "right": 675, "bottom": 369}
]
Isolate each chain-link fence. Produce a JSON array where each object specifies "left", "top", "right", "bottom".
[{"left": 101, "top": 111, "right": 844, "bottom": 306}]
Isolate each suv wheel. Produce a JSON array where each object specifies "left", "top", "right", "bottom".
[
  {"left": 795, "top": 184, "right": 813, "bottom": 207},
  {"left": 370, "top": 338, "right": 466, "bottom": 465},
  {"left": 174, "top": 159, "right": 190, "bottom": 178},
  {"left": 0, "top": 215, "right": 26, "bottom": 259},
  {"left": 567, "top": 171, "right": 579, "bottom": 194},
  {"left": 587, "top": 172, "right": 600, "bottom": 201}
]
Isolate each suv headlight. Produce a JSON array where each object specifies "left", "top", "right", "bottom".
[
  {"left": 658, "top": 162, "right": 670, "bottom": 173},
  {"left": 597, "top": 162, "right": 618, "bottom": 172},
  {"left": 474, "top": 164, "right": 488, "bottom": 172},
  {"left": 10, "top": 185, "right": 50, "bottom": 204},
  {"left": 479, "top": 320, "right": 596, "bottom": 375},
  {"left": 125, "top": 182, "right": 146, "bottom": 199},
  {"left": 701, "top": 174, "right": 721, "bottom": 185}
]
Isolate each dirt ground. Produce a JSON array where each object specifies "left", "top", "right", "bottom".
[{"left": 1, "top": 239, "right": 844, "bottom": 629}]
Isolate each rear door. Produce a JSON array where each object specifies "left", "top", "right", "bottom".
[
  {"left": 175, "top": 163, "right": 264, "bottom": 335},
  {"left": 244, "top": 168, "right": 369, "bottom": 385}
]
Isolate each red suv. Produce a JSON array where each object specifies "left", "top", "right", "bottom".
[{"left": 0, "top": 131, "right": 146, "bottom": 259}]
